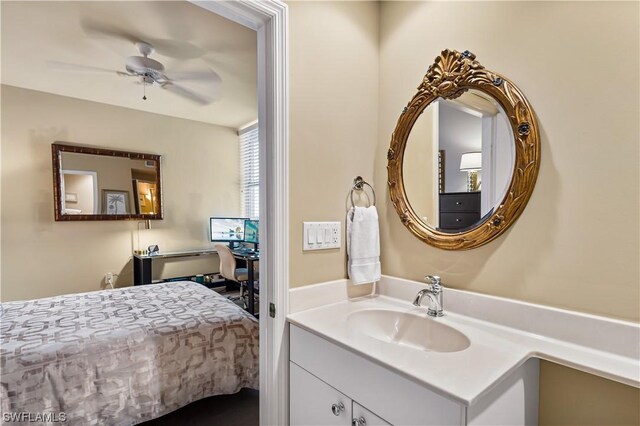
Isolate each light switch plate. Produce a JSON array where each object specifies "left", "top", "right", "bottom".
[{"left": 303, "top": 222, "right": 341, "bottom": 250}]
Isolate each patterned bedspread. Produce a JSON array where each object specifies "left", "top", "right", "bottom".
[{"left": 0, "top": 282, "right": 259, "bottom": 425}]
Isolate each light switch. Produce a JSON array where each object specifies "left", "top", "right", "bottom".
[
  {"left": 304, "top": 222, "right": 341, "bottom": 251},
  {"left": 307, "top": 226, "right": 315, "bottom": 244}
]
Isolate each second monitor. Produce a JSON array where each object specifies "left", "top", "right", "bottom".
[{"left": 244, "top": 219, "right": 259, "bottom": 250}]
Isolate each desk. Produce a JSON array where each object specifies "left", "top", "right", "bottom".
[
  {"left": 132, "top": 248, "right": 260, "bottom": 316},
  {"left": 232, "top": 251, "right": 260, "bottom": 316},
  {"left": 133, "top": 249, "right": 218, "bottom": 286}
]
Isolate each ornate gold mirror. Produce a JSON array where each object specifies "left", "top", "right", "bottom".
[
  {"left": 52, "top": 143, "right": 163, "bottom": 221},
  {"left": 387, "top": 49, "right": 540, "bottom": 250}
]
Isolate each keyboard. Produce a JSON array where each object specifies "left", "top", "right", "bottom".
[{"left": 233, "top": 248, "right": 256, "bottom": 255}]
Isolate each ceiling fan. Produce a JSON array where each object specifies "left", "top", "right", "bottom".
[{"left": 49, "top": 41, "right": 222, "bottom": 105}]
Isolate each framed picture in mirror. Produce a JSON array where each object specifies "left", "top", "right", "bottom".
[
  {"left": 103, "top": 190, "right": 131, "bottom": 215},
  {"left": 65, "top": 192, "right": 78, "bottom": 203}
]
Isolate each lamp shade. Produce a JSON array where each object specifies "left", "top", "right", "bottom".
[{"left": 459, "top": 152, "right": 482, "bottom": 171}]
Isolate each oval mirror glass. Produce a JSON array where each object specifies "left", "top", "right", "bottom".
[{"left": 403, "top": 89, "right": 515, "bottom": 233}]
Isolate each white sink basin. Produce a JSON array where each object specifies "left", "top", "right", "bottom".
[{"left": 347, "top": 309, "right": 470, "bottom": 353}]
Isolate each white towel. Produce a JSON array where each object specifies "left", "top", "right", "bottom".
[{"left": 347, "top": 206, "right": 381, "bottom": 285}]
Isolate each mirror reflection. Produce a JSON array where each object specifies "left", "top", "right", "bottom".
[
  {"left": 54, "top": 145, "right": 162, "bottom": 219},
  {"left": 403, "top": 89, "right": 515, "bottom": 232},
  {"left": 61, "top": 152, "right": 159, "bottom": 215}
]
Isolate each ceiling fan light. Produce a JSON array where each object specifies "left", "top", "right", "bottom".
[{"left": 125, "top": 56, "right": 165, "bottom": 73}]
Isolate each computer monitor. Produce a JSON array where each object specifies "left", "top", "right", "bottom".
[
  {"left": 244, "top": 219, "right": 259, "bottom": 249},
  {"left": 210, "top": 217, "right": 247, "bottom": 248}
]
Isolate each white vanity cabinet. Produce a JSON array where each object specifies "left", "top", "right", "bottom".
[
  {"left": 290, "top": 362, "right": 391, "bottom": 426},
  {"left": 289, "top": 324, "right": 539, "bottom": 426}
]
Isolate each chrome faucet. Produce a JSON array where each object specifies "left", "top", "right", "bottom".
[{"left": 413, "top": 275, "right": 444, "bottom": 317}]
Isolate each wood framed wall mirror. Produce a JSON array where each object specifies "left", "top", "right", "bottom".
[
  {"left": 387, "top": 49, "right": 540, "bottom": 250},
  {"left": 52, "top": 143, "right": 163, "bottom": 221}
]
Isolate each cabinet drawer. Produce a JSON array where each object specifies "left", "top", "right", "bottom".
[
  {"left": 290, "top": 362, "right": 351, "bottom": 426},
  {"left": 439, "top": 212, "right": 481, "bottom": 229},
  {"left": 440, "top": 193, "right": 480, "bottom": 212}
]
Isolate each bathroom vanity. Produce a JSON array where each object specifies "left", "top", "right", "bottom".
[
  {"left": 289, "top": 302, "right": 538, "bottom": 425},
  {"left": 288, "top": 276, "right": 639, "bottom": 426},
  {"left": 290, "top": 324, "right": 538, "bottom": 425}
]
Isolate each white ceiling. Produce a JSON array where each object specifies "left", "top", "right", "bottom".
[{"left": 1, "top": 1, "right": 257, "bottom": 129}]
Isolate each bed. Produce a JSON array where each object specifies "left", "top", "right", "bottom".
[{"left": 0, "top": 281, "right": 259, "bottom": 425}]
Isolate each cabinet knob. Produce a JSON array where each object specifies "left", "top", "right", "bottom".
[
  {"left": 352, "top": 416, "right": 367, "bottom": 426},
  {"left": 456, "top": 218, "right": 462, "bottom": 222},
  {"left": 456, "top": 201, "right": 462, "bottom": 205},
  {"left": 331, "top": 402, "right": 345, "bottom": 416}
]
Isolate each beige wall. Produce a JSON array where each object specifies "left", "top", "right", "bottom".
[
  {"left": 1, "top": 85, "right": 241, "bottom": 300},
  {"left": 288, "top": 1, "right": 379, "bottom": 289},
  {"left": 289, "top": 0, "right": 640, "bottom": 316},
  {"left": 288, "top": 1, "right": 639, "bottom": 423},
  {"left": 377, "top": 0, "right": 639, "bottom": 321},
  {"left": 376, "top": 1, "right": 639, "bottom": 424},
  {"left": 539, "top": 361, "right": 639, "bottom": 426}
]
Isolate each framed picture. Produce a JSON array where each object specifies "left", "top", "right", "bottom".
[
  {"left": 65, "top": 192, "right": 78, "bottom": 203},
  {"left": 102, "top": 190, "right": 130, "bottom": 214}
]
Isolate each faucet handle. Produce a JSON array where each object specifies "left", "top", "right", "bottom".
[
  {"left": 424, "top": 275, "right": 441, "bottom": 285},
  {"left": 424, "top": 275, "right": 442, "bottom": 292}
]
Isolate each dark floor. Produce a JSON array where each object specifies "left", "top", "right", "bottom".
[
  {"left": 214, "top": 286, "right": 260, "bottom": 316},
  {"left": 141, "top": 388, "right": 259, "bottom": 426}
]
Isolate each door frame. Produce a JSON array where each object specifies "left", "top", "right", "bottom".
[
  {"left": 190, "top": 1, "right": 289, "bottom": 425},
  {"left": 61, "top": 170, "right": 99, "bottom": 214}
]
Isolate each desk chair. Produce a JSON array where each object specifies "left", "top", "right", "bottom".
[{"left": 215, "top": 244, "right": 259, "bottom": 309}]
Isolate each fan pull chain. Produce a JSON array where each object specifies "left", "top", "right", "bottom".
[{"left": 142, "top": 74, "right": 147, "bottom": 101}]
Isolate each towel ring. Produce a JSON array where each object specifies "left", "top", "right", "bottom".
[{"left": 349, "top": 176, "right": 376, "bottom": 210}]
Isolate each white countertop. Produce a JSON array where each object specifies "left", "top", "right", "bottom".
[{"left": 287, "top": 276, "right": 640, "bottom": 406}]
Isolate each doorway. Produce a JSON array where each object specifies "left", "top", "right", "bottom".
[
  {"left": 191, "top": 2, "right": 289, "bottom": 425},
  {"left": 61, "top": 170, "right": 98, "bottom": 214}
]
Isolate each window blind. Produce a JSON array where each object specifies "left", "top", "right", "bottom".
[{"left": 239, "top": 123, "right": 259, "bottom": 219}]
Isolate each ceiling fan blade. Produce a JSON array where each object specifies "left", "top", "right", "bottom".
[
  {"left": 80, "top": 19, "right": 144, "bottom": 45},
  {"left": 147, "top": 1, "right": 196, "bottom": 46},
  {"left": 168, "top": 70, "right": 222, "bottom": 84},
  {"left": 162, "top": 82, "right": 213, "bottom": 106},
  {"left": 81, "top": 17, "right": 206, "bottom": 60},
  {"left": 147, "top": 38, "right": 205, "bottom": 60},
  {"left": 47, "top": 60, "right": 125, "bottom": 75}
]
